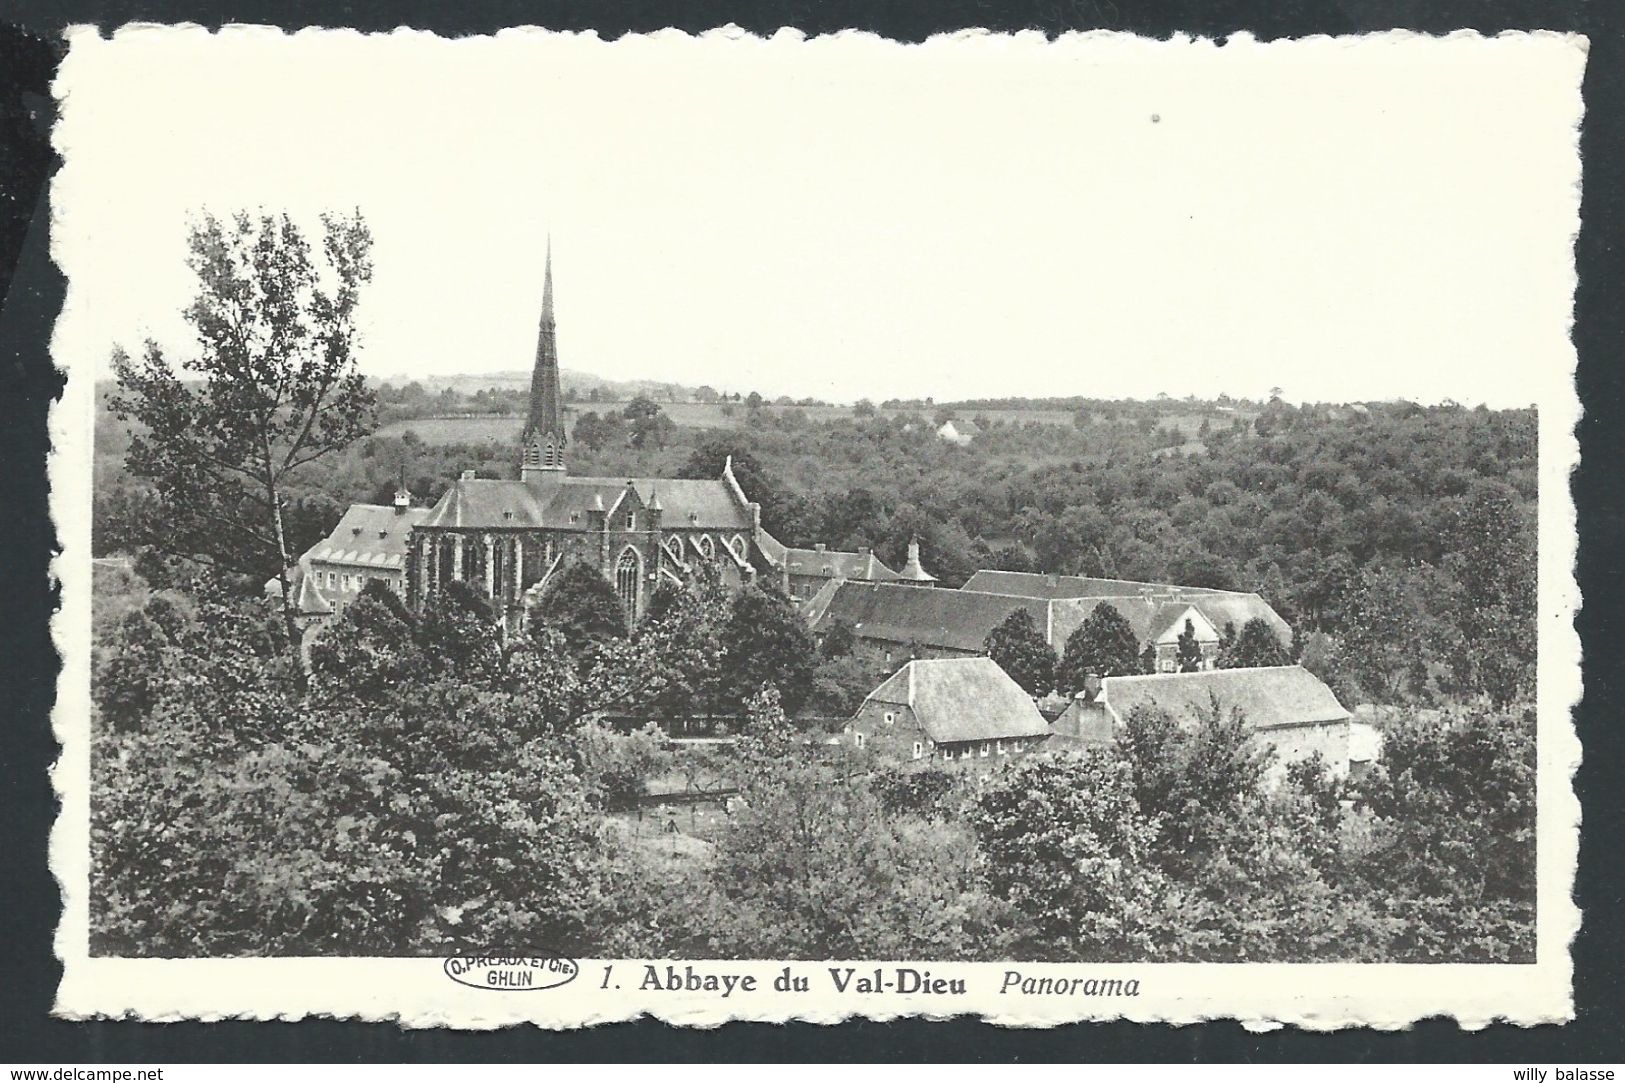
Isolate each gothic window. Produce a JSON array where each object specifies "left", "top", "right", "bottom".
[
  {"left": 664, "top": 537, "right": 684, "bottom": 564},
  {"left": 696, "top": 534, "right": 715, "bottom": 561},
  {"left": 728, "top": 534, "right": 747, "bottom": 560},
  {"left": 614, "top": 547, "right": 642, "bottom": 616}
]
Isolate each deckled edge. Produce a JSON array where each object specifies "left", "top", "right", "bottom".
[{"left": 46, "top": 24, "right": 1589, "bottom": 1032}]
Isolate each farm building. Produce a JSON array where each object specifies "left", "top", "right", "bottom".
[
  {"left": 838, "top": 656, "right": 1051, "bottom": 765},
  {"left": 1052, "top": 665, "right": 1354, "bottom": 775},
  {"left": 807, "top": 573, "right": 1290, "bottom": 671}
]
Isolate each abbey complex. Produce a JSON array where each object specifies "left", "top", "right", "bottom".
[
  {"left": 276, "top": 252, "right": 1356, "bottom": 775},
  {"left": 280, "top": 248, "right": 927, "bottom": 633}
]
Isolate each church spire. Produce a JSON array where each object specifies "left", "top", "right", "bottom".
[{"left": 521, "top": 238, "right": 567, "bottom": 481}]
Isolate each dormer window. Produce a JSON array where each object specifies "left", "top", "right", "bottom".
[
  {"left": 570, "top": 512, "right": 581, "bottom": 523},
  {"left": 503, "top": 510, "right": 514, "bottom": 521}
]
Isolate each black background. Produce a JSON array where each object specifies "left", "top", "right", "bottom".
[{"left": 2, "top": 0, "right": 1621, "bottom": 1063}]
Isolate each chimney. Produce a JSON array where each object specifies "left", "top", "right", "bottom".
[
  {"left": 858, "top": 546, "right": 871, "bottom": 557},
  {"left": 393, "top": 487, "right": 412, "bottom": 514},
  {"left": 460, "top": 469, "right": 477, "bottom": 481},
  {"left": 815, "top": 543, "right": 826, "bottom": 552},
  {"left": 1081, "top": 672, "right": 1103, "bottom": 703},
  {"left": 1046, "top": 572, "right": 1059, "bottom": 587}
]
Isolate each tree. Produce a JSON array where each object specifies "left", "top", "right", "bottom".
[
  {"left": 746, "top": 391, "right": 764, "bottom": 412},
  {"left": 970, "top": 751, "right": 1171, "bottom": 961},
  {"left": 1176, "top": 619, "right": 1203, "bottom": 672},
  {"left": 110, "top": 210, "right": 376, "bottom": 667},
  {"left": 1057, "top": 602, "right": 1141, "bottom": 693},
  {"left": 1341, "top": 563, "right": 1432, "bottom": 701},
  {"left": 572, "top": 410, "right": 609, "bottom": 451},
  {"left": 717, "top": 585, "right": 818, "bottom": 716},
  {"left": 699, "top": 742, "right": 1010, "bottom": 959},
  {"left": 534, "top": 561, "right": 629, "bottom": 647},
  {"left": 981, "top": 608, "right": 1056, "bottom": 696},
  {"left": 95, "top": 597, "right": 189, "bottom": 732},
  {"left": 819, "top": 618, "right": 856, "bottom": 660},
  {"left": 1356, "top": 708, "right": 1536, "bottom": 961},
  {"left": 622, "top": 395, "right": 671, "bottom": 449},
  {"left": 852, "top": 399, "right": 878, "bottom": 419},
  {"left": 307, "top": 580, "right": 421, "bottom": 704},
  {"left": 1225, "top": 617, "right": 1289, "bottom": 669}
]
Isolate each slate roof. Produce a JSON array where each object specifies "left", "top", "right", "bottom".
[
  {"left": 1099, "top": 665, "right": 1350, "bottom": 731},
  {"left": 418, "top": 475, "right": 750, "bottom": 532},
  {"left": 862, "top": 657, "right": 1050, "bottom": 744},
  {"left": 814, "top": 579, "right": 1290, "bottom": 656},
  {"left": 783, "top": 547, "right": 901, "bottom": 583},
  {"left": 304, "top": 503, "right": 430, "bottom": 570},
  {"left": 961, "top": 570, "right": 1234, "bottom": 599},
  {"left": 814, "top": 581, "right": 1044, "bottom": 653}
]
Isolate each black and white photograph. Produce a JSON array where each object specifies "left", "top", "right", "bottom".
[{"left": 48, "top": 26, "right": 1582, "bottom": 1027}]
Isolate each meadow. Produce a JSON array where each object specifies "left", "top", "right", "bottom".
[{"left": 379, "top": 402, "right": 1113, "bottom": 444}]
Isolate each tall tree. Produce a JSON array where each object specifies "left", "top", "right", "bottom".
[
  {"left": 1057, "top": 601, "right": 1141, "bottom": 693},
  {"left": 111, "top": 210, "right": 376, "bottom": 664},
  {"left": 717, "top": 584, "right": 818, "bottom": 716},
  {"left": 1227, "top": 617, "right": 1290, "bottom": 669},
  {"left": 981, "top": 608, "right": 1056, "bottom": 696},
  {"left": 1176, "top": 619, "right": 1204, "bottom": 672},
  {"left": 534, "top": 561, "right": 630, "bottom": 647}
]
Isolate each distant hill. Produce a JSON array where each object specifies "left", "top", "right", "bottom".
[{"left": 373, "top": 369, "right": 718, "bottom": 403}]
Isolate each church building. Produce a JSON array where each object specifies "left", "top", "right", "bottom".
[{"left": 404, "top": 248, "right": 772, "bottom": 627}]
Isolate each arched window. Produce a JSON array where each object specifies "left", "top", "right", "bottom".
[
  {"left": 615, "top": 547, "right": 642, "bottom": 616},
  {"left": 728, "top": 534, "right": 747, "bottom": 561},
  {"left": 695, "top": 534, "right": 715, "bottom": 561}
]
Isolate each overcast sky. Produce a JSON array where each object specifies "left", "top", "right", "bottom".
[{"left": 53, "top": 28, "right": 1583, "bottom": 406}]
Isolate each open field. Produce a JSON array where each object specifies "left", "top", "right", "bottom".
[{"left": 375, "top": 402, "right": 1115, "bottom": 444}]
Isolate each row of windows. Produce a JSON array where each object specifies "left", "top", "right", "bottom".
[
  {"left": 850, "top": 730, "right": 1009, "bottom": 762},
  {"left": 322, "top": 569, "right": 395, "bottom": 593}
]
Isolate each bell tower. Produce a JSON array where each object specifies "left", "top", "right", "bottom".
[{"left": 521, "top": 239, "right": 567, "bottom": 482}]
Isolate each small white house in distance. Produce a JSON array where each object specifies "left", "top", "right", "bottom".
[
  {"left": 841, "top": 656, "right": 1051, "bottom": 765},
  {"left": 1054, "top": 664, "right": 1354, "bottom": 776},
  {"left": 936, "top": 418, "right": 981, "bottom": 446}
]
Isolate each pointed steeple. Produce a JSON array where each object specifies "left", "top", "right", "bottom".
[{"left": 521, "top": 237, "right": 567, "bottom": 482}]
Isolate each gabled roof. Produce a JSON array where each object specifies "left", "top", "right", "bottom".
[
  {"left": 1144, "top": 603, "right": 1220, "bottom": 646},
  {"left": 304, "top": 503, "right": 431, "bottom": 569},
  {"left": 1099, "top": 665, "right": 1350, "bottom": 731},
  {"left": 961, "top": 570, "right": 1236, "bottom": 600},
  {"left": 815, "top": 578, "right": 1289, "bottom": 656},
  {"left": 813, "top": 581, "right": 1044, "bottom": 653},
  {"left": 419, "top": 474, "right": 751, "bottom": 532},
  {"left": 783, "top": 547, "right": 901, "bottom": 583},
  {"left": 862, "top": 657, "right": 1050, "bottom": 744}
]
